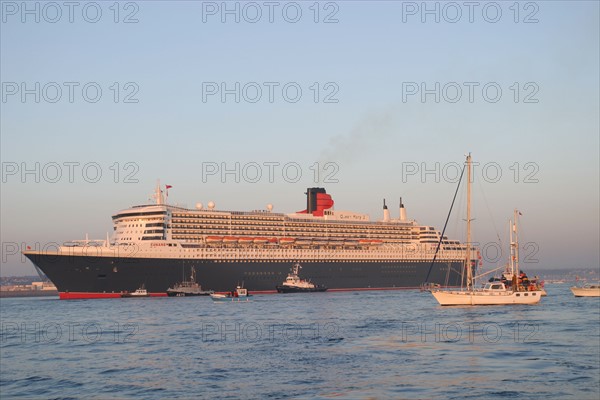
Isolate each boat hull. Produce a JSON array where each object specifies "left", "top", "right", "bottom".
[
  {"left": 166, "top": 291, "right": 213, "bottom": 297},
  {"left": 571, "top": 287, "right": 600, "bottom": 297},
  {"left": 210, "top": 294, "right": 251, "bottom": 302},
  {"left": 23, "top": 252, "right": 465, "bottom": 299},
  {"left": 276, "top": 285, "right": 328, "bottom": 293},
  {"left": 431, "top": 290, "right": 542, "bottom": 306}
]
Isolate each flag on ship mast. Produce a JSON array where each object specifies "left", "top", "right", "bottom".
[{"left": 165, "top": 185, "right": 172, "bottom": 199}]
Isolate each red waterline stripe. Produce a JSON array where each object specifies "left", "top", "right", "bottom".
[
  {"left": 59, "top": 292, "right": 168, "bottom": 300},
  {"left": 328, "top": 286, "right": 422, "bottom": 292},
  {"left": 60, "top": 286, "right": 460, "bottom": 299},
  {"left": 250, "top": 286, "right": 427, "bottom": 294}
]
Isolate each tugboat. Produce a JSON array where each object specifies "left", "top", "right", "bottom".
[
  {"left": 166, "top": 267, "right": 214, "bottom": 297},
  {"left": 121, "top": 285, "right": 150, "bottom": 298},
  {"left": 210, "top": 285, "right": 252, "bottom": 302},
  {"left": 276, "top": 263, "right": 327, "bottom": 293}
]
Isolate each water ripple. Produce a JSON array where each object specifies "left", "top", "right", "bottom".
[{"left": 0, "top": 285, "right": 598, "bottom": 399}]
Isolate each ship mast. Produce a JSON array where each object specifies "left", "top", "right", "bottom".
[
  {"left": 154, "top": 180, "right": 164, "bottom": 205},
  {"left": 465, "top": 153, "right": 472, "bottom": 290}
]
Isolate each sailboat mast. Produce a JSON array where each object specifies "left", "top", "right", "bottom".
[
  {"left": 509, "top": 218, "right": 514, "bottom": 277},
  {"left": 466, "top": 154, "right": 472, "bottom": 290},
  {"left": 514, "top": 209, "right": 519, "bottom": 277}
]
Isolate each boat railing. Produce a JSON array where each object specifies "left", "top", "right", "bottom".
[{"left": 420, "top": 282, "right": 441, "bottom": 292}]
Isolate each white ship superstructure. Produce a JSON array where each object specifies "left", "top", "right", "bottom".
[{"left": 108, "top": 184, "right": 469, "bottom": 259}]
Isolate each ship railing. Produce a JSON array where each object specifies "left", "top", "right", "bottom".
[
  {"left": 94, "top": 242, "right": 468, "bottom": 261},
  {"left": 187, "top": 247, "right": 466, "bottom": 261},
  {"left": 63, "top": 239, "right": 108, "bottom": 247}
]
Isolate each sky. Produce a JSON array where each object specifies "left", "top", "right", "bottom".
[{"left": 1, "top": 0, "right": 598, "bottom": 276}]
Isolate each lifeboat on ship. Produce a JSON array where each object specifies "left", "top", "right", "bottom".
[
  {"left": 205, "top": 236, "right": 223, "bottom": 244},
  {"left": 222, "top": 236, "right": 239, "bottom": 244},
  {"left": 279, "top": 237, "right": 296, "bottom": 245},
  {"left": 238, "top": 237, "right": 255, "bottom": 246},
  {"left": 253, "top": 237, "right": 269, "bottom": 245}
]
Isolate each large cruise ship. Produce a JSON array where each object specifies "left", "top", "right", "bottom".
[{"left": 23, "top": 185, "right": 477, "bottom": 299}]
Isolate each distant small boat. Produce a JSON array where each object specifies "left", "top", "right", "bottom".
[
  {"left": 121, "top": 285, "right": 149, "bottom": 298},
  {"left": 276, "top": 263, "right": 327, "bottom": 293},
  {"left": 210, "top": 285, "right": 251, "bottom": 302},
  {"left": 571, "top": 284, "right": 600, "bottom": 297},
  {"left": 166, "top": 267, "right": 213, "bottom": 297}
]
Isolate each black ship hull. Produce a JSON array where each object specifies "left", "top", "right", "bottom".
[{"left": 24, "top": 253, "right": 467, "bottom": 299}]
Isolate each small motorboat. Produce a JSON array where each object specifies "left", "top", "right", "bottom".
[
  {"left": 571, "top": 283, "right": 600, "bottom": 297},
  {"left": 121, "top": 285, "right": 150, "bottom": 298},
  {"left": 276, "top": 263, "right": 327, "bottom": 293},
  {"left": 210, "top": 285, "right": 252, "bottom": 302}
]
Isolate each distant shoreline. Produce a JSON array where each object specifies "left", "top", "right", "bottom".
[{"left": 0, "top": 290, "right": 58, "bottom": 298}]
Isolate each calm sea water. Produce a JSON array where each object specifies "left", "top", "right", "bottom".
[{"left": 1, "top": 284, "right": 599, "bottom": 399}]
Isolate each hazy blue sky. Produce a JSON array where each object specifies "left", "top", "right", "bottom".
[{"left": 1, "top": 1, "right": 598, "bottom": 276}]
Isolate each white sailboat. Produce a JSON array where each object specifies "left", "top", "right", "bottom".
[{"left": 431, "top": 154, "right": 543, "bottom": 306}]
